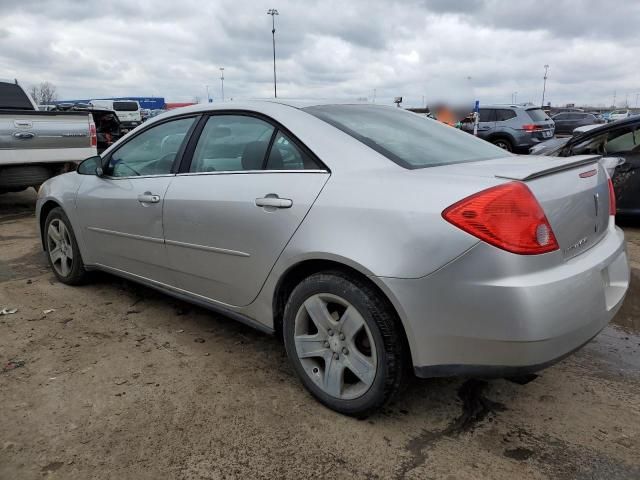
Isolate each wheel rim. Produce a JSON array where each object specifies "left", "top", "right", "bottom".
[
  {"left": 293, "top": 293, "right": 378, "bottom": 400},
  {"left": 47, "top": 219, "right": 73, "bottom": 277},
  {"left": 494, "top": 140, "right": 511, "bottom": 151}
]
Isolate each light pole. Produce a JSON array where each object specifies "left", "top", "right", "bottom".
[
  {"left": 512, "top": 91, "right": 518, "bottom": 103},
  {"left": 267, "top": 9, "right": 279, "bottom": 98},
  {"left": 220, "top": 67, "right": 225, "bottom": 102},
  {"left": 541, "top": 64, "right": 549, "bottom": 107},
  {"left": 205, "top": 85, "right": 211, "bottom": 103}
]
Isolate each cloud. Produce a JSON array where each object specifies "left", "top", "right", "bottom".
[{"left": 1, "top": 0, "right": 638, "bottom": 107}]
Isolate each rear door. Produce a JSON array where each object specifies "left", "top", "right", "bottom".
[
  {"left": 163, "top": 113, "right": 329, "bottom": 307},
  {"left": 76, "top": 115, "right": 197, "bottom": 283},
  {"left": 476, "top": 108, "right": 496, "bottom": 138}
]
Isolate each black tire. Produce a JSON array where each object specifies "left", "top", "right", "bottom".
[
  {"left": 491, "top": 137, "right": 513, "bottom": 152},
  {"left": 44, "top": 207, "right": 89, "bottom": 285},
  {"left": 283, "top": 271, "right": 405, "bottom": 417}
]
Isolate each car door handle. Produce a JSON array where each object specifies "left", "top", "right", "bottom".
[
  {"left": 13, "top": 132, "right": 35, "bottom": 140},
  {"left": 255, "top": 195, "right": 293, "bottom": 209},
  {"left": 137, "top": 193, "right": 160, "bottom": 204}
]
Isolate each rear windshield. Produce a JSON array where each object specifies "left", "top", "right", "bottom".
[
  {"left": 113, "top": 101, "right": 139, "bottom": 111},
  {"left": 526, "top": 108, "right": 550, "bottom": 122},
  {"left": 304, "top": 105, "right": 510, "bottom": 169},
  {"left": 0, "top": 82, "right": 34, "bottom": 110}
]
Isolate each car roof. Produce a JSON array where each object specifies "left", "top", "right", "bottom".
[
  {"left": 479, "top": 104, "right": 541, "bottom": 110},
  {"left": 568, "top": 115, "right": 640, "bottom": 143}
]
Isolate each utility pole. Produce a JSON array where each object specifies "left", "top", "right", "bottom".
[
  {"left": 541, "top": 64, "right": 549, "bottom": 107},
  {"left": 205, "top": 85, "right": 211, "bottom": 103},
  {"left": 267, "top": 9, "right": 279, "bottom": 98},
  {"left": 220, "top": 67, "right": 225, "bottom": 102},
  {"left": 512, "top": 91, "right": 518, "bottom": 103}
]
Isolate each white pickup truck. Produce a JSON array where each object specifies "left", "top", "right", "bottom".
[{"left": 0, "top": 80, "right": 97, "bottom": 193}]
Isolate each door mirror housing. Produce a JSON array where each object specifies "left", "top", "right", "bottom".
[{"left": 77, "top": 155, "right": 104, "bottom": 176}]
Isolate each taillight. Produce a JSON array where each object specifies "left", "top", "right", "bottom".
[
  {"left": 522, "top": 124, "right": 542, "bottom": 132},
  {"left": 442, "top": 182, "right": 559, "bottom": 255},
  {"left": 88, "top": 115, "right": 97, "bottom": 147},
  {"left": 608, "top": 178, "right": 616, "bottom": 216}
]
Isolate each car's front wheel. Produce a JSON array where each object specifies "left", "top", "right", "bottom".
[
  {"left": 283, "top": 271, "right": 405, "bottom": 417},
  {"left": 44, "top": 207, "right": 88, "bottom": 285}
]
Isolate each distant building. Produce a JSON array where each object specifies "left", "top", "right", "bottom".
[{"left": 165, "top": 102, "right": 196, "bottom": 110}]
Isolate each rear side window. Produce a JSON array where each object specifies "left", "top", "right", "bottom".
[
  {"left": 189, "top": 115, "right": 274, "bottom": 172},
  {"left": 113, "top": 101, "right": 139, "bottom": 111},
  {"left": 0, "top": 83, "right": 34, "bottom": 110},
  {"left": 305, "top": 105, "right": 511, "bottom": 169},
  {"left": 266, "top": 131, "right": 319, "bottom": 170},
  {"left": 526, "top": 109, "right": 550, "bottom": 122},
  {"left": 495, "top": 109, "right": 517, "bottom": 121}
]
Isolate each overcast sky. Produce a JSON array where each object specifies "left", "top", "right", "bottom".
[{"left": 1, "top": 0, "right": 639, "bottom": 108}]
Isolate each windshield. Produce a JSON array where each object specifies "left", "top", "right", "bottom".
[
  {"left": 304, "top": 105, "right": 510, "bottom": 169},
  {"left": 113, "top": 101, "right": 139, "bottom": 111},
  {"left": 526, "top": 108, "right": 550, "bottom": 122}
]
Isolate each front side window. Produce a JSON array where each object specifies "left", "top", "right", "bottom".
[
  {"left": 266, "top": 131, "right": 319, "bottom": 170},
  {"left": 305, "top": 105, "right": 510, "bottom": 169},
  {"left": 189, "top": 115, "right": 274, "bottom": 172},
  {"left": 479, "top": 109, "right": 496, "bottom": 122},
  {"left": 107, "top": 117, "right": 195, "bottom": 177}
]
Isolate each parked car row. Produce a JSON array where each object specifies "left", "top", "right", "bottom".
[{"left": 460, "top": 105, "right": 555, "bottom": 152}]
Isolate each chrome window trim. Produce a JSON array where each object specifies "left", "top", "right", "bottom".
[
  {"left": 103, "top": 173, "right": 176, "bottom": 180},
  {"left": 175, "top": 169, "right": 329, "bottom": 177}
]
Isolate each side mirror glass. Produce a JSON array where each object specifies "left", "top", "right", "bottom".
[{"left": 77, "top": 155, "right": 104, "bottom": 176}]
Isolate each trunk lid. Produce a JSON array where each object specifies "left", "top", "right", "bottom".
[{"left": 435, "top": 155, "right": 610, "bottom": 259}]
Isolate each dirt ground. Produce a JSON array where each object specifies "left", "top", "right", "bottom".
[{"left": 1, "top": 189, "right": 640, "bottom": 480}]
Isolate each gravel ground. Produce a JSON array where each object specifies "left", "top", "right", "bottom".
[{"left": 1, "top": 189, "right": 640, "bottom": 480}]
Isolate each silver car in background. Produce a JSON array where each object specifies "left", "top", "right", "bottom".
[{"left": 36, "top": 101, "right": 629, "bottom": 416}]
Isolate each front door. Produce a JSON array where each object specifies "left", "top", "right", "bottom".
[
  {"left": 76, "top": 116, "right": 197, "bottom": 283},
  {"left": 163, "top": 114, "right": 329, "bottom": 307}
]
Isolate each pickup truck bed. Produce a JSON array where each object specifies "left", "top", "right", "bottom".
[{"left": 0, "top": 79, "right": 98, "bottom": 193}]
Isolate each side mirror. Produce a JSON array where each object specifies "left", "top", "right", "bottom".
[
  {"left": 77, "top": 155, "right": 104, "bottom": 176},
  {"left": 600, "top": 157, "right": 625, "bottom": 177}
]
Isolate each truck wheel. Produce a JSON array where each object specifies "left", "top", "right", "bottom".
[{"left": 0, "top": 166, "right": 52, "bottom": 192}]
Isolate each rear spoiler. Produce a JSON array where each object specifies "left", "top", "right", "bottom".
[{"left": 495, "top": 155, "right": 602, "bottom": 181}]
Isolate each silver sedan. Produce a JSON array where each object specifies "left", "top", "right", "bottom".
[{"left": 36, "top": 101, "right": 630, "bottom": 416}]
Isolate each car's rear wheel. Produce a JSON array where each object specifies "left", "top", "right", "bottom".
[
  {"left": 283, "top": 271, "right": 405, "bottom": 417},
  {"left": 45, "top": 207, "right": 88, "bottom": 285},
  {"left": 492, "top": 137, "right": 513, "bottom": 152}
]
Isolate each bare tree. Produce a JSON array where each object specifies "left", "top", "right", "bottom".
[
  {"left": 29, "top": 85, "right": 39, "bottom": 103},
  {"left": 29, "top": 82, "right": 58, "bottom": 105}
]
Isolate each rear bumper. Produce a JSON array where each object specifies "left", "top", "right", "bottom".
[{"left": 377, "top": 221, "right": 629, "bottom": 377}]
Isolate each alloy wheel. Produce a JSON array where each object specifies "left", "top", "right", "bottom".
[
  {"left": 47, "top": 219, "right": 74, "bottom": 277},
  {"left": 293, "top": 293, "right": 378, "bottom": 400}
]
